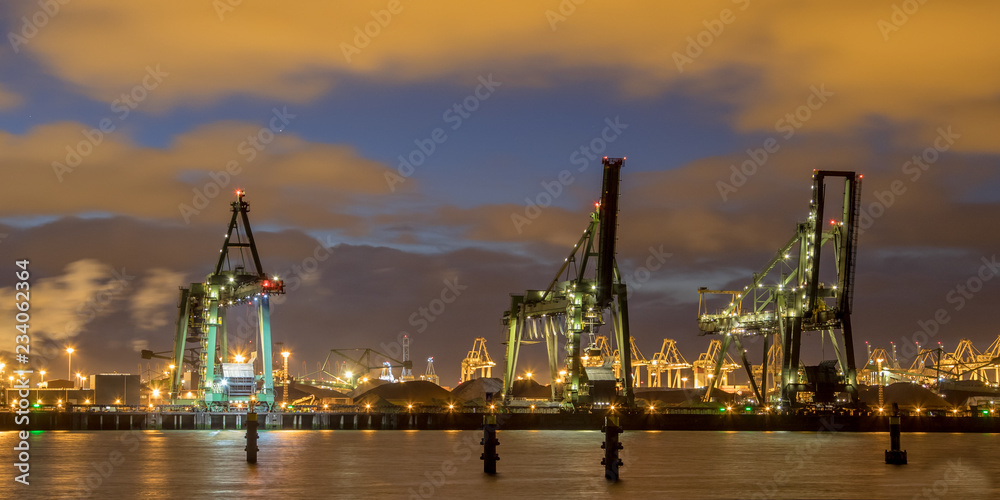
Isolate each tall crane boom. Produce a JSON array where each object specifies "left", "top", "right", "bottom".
[
  {"left": 501, "top": 157, "right": 634, "bottom": 409},
  {"left": 168, "top": 190, "right": 286, "bottom": 410},
  {"left": 697, "top": 171, "right": 863, "bottom": 407},
  {"left": 596, "top": 157, "right": 623, "bottom": 308}
]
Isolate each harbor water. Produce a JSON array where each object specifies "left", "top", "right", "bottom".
[{"left": 2, "top": 429, "right": 996, "bottom": 499}]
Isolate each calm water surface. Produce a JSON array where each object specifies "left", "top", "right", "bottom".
[{"left": 1, "top": 429, "right": 995, "bottom": 499}]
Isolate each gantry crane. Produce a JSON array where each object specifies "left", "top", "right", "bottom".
[
  {"left": 501, "top": 157, "right": 634, "bottom": 409},
  {"left": 649, "top": 339, "right": 691, "bottom": 388},
  {"left": 460, "top": 337, "right": 496, "bottom": 382},
  {"left": 611, "top": 337, "right": 648, "bottom": 388},
  {"left": 977, "top": 335, "right": 1000, "bottom": 384},
  {"left": 423, "top": 357, "right": 439, "bottom": 385},
  {"left": 692, "top": 339, "right": 738, "bottom": 388},
  {"left": 860, "top": 344, "right": 896, "bottom": 386},
  {"left": 169, "top": 190, "right": 285, "bottom": 410},
  {"left": 697, "top": 171, "right": 863, "bottom": 406}
]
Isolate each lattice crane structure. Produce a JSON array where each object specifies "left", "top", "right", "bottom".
[
  {"left": 501, "top": 157, "right": 634, "bottom": 409},
  {"left": 697, "top": 171, "right": 863, "bottom": 407},
  {"left": 649, "top": 339, "right": 691, "bottom": 388},
  {"left": 169, "top": 190, "right": 285, "bottom": 410},
  {"left": 460, "top": 337, "right": 495, "bottom": 382}
]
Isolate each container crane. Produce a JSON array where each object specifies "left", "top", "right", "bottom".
[
  {"left": 697, "top": 171, "right": 863, "bottom": 406},
  {"left": 423, "top": 357, "right": 439, "bottom": 385},
  {"left": 649, "top": 339, "right": 691, "bottom": 388},
  {"left": 501, "top": 157, "right": 634, "bottom": 409},
  {"left": 168, "top": 190, "right": 285, "bottom": 410},
  {"left": 460, "top": 337, "right": 495, "bottom": 382}
]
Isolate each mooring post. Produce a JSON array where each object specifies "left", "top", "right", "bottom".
[
  {"left": 246, "top": 411, "right": 259, "bottom": 464},
  {"left": 602, "top": 414, "right": 624, "bottom": 480},
  {"left": 480, "top": 414, "right": 499, "bottom": 474},
  {"left": 885, "top": 402, "right": 906, "bottom": 465}
]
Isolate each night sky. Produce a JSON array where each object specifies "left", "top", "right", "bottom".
[{"left": 2, "top": 2, "right": 998, "bottom": 387}]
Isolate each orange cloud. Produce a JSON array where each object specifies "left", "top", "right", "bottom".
[
  {"left": 0, "top": 83, "right": 21, "bottom": 109},
  {"left": 0, "top": 120, "right": 398, "bottom": 228},
  {"left": 14, "top": 1, "right": 1000, "bottom": 151}
]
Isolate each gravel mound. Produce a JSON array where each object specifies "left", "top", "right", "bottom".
[{"left": 450, "top": 378, "right": 504, "bottom": 403}]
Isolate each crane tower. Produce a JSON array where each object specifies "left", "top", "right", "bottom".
[
  {"left": 501, "top": 157, "right": 634, "bottom": 409},
  {"left": 697, "top": 171, "right": 862, "bottom": 407},
  {"left": 169, "top": 190, "right": 285, "bottom": 410}
]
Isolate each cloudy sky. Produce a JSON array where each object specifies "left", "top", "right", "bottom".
[{"left": 2, "top": 1, "right": 998, "bottom": 386}]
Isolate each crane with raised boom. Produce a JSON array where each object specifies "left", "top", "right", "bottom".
[{"left": 500, "top": 157, "right": 634, "bottom": 409}]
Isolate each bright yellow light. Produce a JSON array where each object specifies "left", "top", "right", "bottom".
[
  {"left": 152, "top": 389, "right": 160, "bottom": 398},
  {"left": 448, "top": 404, "right": 454, "bottom": 410},
  {"left": 365, "top": 404, "right": 371, "bottom": 409},
  {"left": 234, "top": 354, "right": 245, "bottom": 363},
  {"left": 407, "top": 404, "right": 413, "bottom": 409},
  {"left": 281, "top": 351, "right": 290, "bottom": 359},
  {"left": 66, "top": 347, "right": 74, "bottom": 354},
  {"left": 85, "top": 399, "right": 90, "bottom": 404},
  {"left": 525, "top": 372, "right": 532, "bottom": 378},
  {"left": 649, "top": 405, "right": 655, "bottom": 411},
  {"left": 115, "top": 399, "right": 121, "bottom": 404},
  {"left": 345, "top": 371, "right": 353, "bottom": 378},
  {"left": 169, "top": 364, "right": 175, "bottom": 370},
  {"left": 489, "top": 405, "right": 495, "bottom": 410}
]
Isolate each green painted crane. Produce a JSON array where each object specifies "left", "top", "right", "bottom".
[
  {"left": 169, "top": 190, "right": 285, "bottom": 410},
  {"left": 501, "top": 157, "right": 634, "bottom": 409}
]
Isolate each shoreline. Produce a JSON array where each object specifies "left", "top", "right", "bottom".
[{"left": 2, "top": 410, "right": 998, "bottom": 433}]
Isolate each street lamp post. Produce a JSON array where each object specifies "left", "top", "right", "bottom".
[
  {"left": 281, "top": 351, "right": 290, "bottom": 405},
  {"left": 66, "top": 348, "right": 74, "bottom": 387}
]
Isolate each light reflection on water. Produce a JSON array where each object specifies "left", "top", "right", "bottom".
[{"left": 2, "top": 429, "right": 996, "bottom": 499}]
